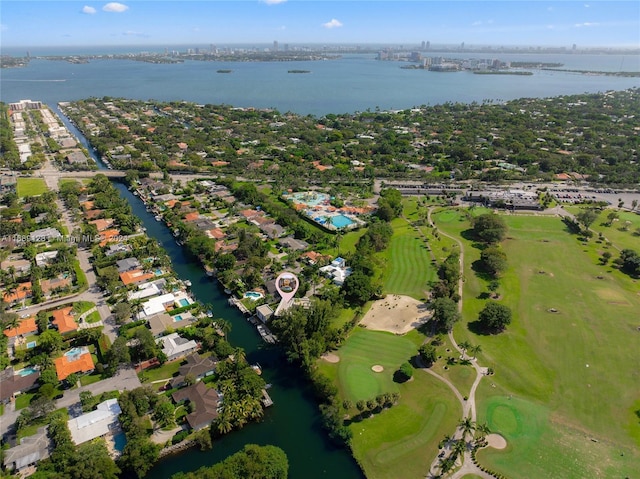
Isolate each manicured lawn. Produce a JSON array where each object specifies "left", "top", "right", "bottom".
[
  {"left": 328, "top": 329, "right": 417, "bottom": 402},
  {"left": 80, "top": 373, "right": 103, "bottom": 387},
  {"left": 15, "top": 393, "right": 35, "bottom": 410},
  {"left": 380, "top": 217, "right": 436, "bottom": 300},
  {"left": 319, "top": 328, "right": 461, "bottom": 479},
  {"left": 73, "top": 301, "right": 95, "bottom": 315},
  {"left": 434, "top": 209, "right": 640, "bottom": 478},
  {"left": 16, "top": 178, "right": 48, "bottom": 197},
  {"left": 85, "top": 311, "right": 101, "bottom": 323},
  {"left": 350, "top": 370, "right": 461, "bottom": 479},
  {"left": 140, "top": 359, "right": 183, "bottom": 384}
]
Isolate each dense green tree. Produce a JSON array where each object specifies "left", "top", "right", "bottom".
[
  {"left": 431, "top": 296, "right": 461, "bottom": 332},
  {"left": 478, "top": 301, "right": 513, "bottom": 333},
  {"left": 472, "top": 213, "right": 507, "bottom": 243},
  {"left": 418, "top": 343, "right": 438, "bottom": 366},
  {"left": 479, "top": 246, "right": 508, "bottom": 277}
]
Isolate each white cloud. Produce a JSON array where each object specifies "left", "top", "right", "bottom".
[
  {"left": 103, "top": 2, "right": 129, "bottom": 13},
  {"left": 322, "top": 19, "right": 343, "bottom": 29},
  {"left": 82, "top": 6, "right": 97, "bottom": 14},
  {"left": 575, "top": 22, "right": 599, "bottom": 27},
  {"left": 584, "top": 4, "right": 590, "bottom": 7},
  {"left": 261, "top": 0, "right": 287, "bottom": 4},
  {"left": 472, "top": 21, "right": 482, "bottom": 26}
]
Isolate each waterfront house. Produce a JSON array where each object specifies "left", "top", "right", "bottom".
[
  {"left": 54, "top": 347, "right": 94, "bottom": 381},
  {"left": 169, "top": 353, "right": 218, "bottom": 389},
  {"left": 127, "top": 282, "right": 162, "bottom": 302},
  {"left": 89, "top": 218, "right": 115, "bottom": 232},
  {"left": 67, "top": 399, "right": 121, "bottom": 446},
  {"left": 2, "top": 426, "right": 51, "bottom": 473},
  {"left": 157, "top": 333, "right": 198, "bottom": 362},
  {"left": 116, "top": 257, "right": 142, "bottom": 273},
  {"left": 98, "top": 229, "right": 121, "bottom": 247},
  {"left": 255, "top": 304, "right": 274, "bottom": 323},
  {"left": 139, "top": 293, "right": 176, "bottom": 318},
  {"left": 119, "top": 269, "right": 154, "bottom": 287},
  {"left": 171, "top": 381, "right": 220, "bottom": 431}
]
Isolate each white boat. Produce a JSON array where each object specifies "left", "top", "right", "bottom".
[{"left": 154, "top": 215, "right": 162, "bottom": 221}]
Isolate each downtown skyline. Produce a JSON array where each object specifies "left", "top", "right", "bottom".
[{"left": 1, "top": 1, "right": 639, "bottom": 50}]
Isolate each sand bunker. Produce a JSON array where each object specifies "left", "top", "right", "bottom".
[
  {"left": 360, "top": 295, "right": 431, "bottom": 334},
  {"left": 321, "top": 352, "right": 340, "bottom": 363},
  {"left": 486, "top": 434, "right": 507, "bottom": 449},
  {"left": 371, "top": 365, "right": 384, "bottom": 373}
]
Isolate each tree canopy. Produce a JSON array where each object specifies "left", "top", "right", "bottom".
[
  {"left": 472, "top": 213, "right": 508, "bottom": 243},
  {"left": 477, "top": 301, "right": 512, "bottom": 333}
]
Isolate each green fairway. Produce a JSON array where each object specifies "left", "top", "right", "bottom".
[
  {"left": 16, "top": 177, "right": 48, "bottom": 197},
  {"left": 350, "top": 371, "right": 461, "bottom": 479},
  {"left": 319, "top": 328, "right": 461, "bottom": 479},
  {"left": 380, "top": 217, "right": 436, "bottom": 300},
  {"left": 433, "top": 210, "right": 640, "bottom": 478},
  {"left": 330, "top": 329, "right": 416, "bottom": 401}
]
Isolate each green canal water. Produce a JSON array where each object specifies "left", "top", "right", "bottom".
[{"left": 113, "top": 182, "right": 365, "bottom": 479}]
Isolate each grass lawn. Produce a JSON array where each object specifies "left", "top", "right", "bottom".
[
  {"left": 379, "top": 216, "right": 436, "bottom": 300},
  {"left": 85, "top": 311, "right": 101, "bottom": 323},
  {"left": 325, "top": 329, "right": 417, "bottom": 402},
  {"left": 16, "top": 177, "right": 48, "bottom": 197},
  {"left": 79, "top": 373, "right": 103, "bottom": 387},
  {"left": 73, "top": 301, "right": 95, "bottom": 315},
  {"left": 434, "top": 209, "right": 640, "bottom": 478},
  {"left": 15, "top": 392, "right": 35, "bottom": 410},
  {"left": 140, "top": 359, "right": 183, "bottom": 384},
  {"left": 350, "top": 370, "right": 461, "bottom": 479}
]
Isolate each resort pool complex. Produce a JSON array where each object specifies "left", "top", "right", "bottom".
[
  {"left": 18, "top": 367, "right": 39, "bottom": 377},
  {"left": 244, "top": 291, "right": 264, "bottom": 301},
  {"left": 331, "top": 215, "right": 355, "bottom": 229},
  {"left": 288, "top": 192, "right": 329, "bottom": 207},
  {"left": 178, "top": 298, "right": 190, "bottom": 307}
]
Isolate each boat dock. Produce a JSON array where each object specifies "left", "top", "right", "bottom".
[
  {"left": 228, "top": 297, "right": 250, "bottom": 315},
  {"left": 256, "top": 324, "right": 278, "bottom": 344},
  {"left": 261, "top": 388, "right": 274, "bottom": 407}
]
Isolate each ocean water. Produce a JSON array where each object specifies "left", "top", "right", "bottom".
[{"left": 1, "top": 53, "right": 638, "bottom": 116}]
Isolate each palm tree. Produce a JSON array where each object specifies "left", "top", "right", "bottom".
[
  {"left": 452, "top": 438, "right": 467, "bottom": 458},
  {"left": 215, "top": 318, "right": 232, "bottom": 340},
  {"left": 470, "top": 344, "right": 482, "bottom": 360},
  {"left": 458, "top": 340, "right": 471, "bottom": 358},
  {"left": 216, "top": 414, "right": 233, "bottom": 434},
  {"left": 459, "top": 416, "right": 476, "bottom": 441},
  {"left": 475, "top": 422, "right": 491, "bottom": 439}
]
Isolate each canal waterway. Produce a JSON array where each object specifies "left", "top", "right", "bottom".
[{"left": 57, "top": 110, "right": 365, "bottom": 479}]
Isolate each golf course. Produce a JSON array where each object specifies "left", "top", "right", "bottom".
[{"left": 322, "top": 201, "right": 639, "bottom": 479}]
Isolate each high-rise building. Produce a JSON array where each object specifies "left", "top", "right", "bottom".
[
  {"left": 284, "top": 43, "right": 289, "bottom": 52},
  {"left": 273, "top": 41, "right": 279, "bottom": 52},
  {"left": 426, "top": 41, "right": 430, "bottom": 50},
  {"left": 421, "top": 41, "right": 426, "bottom": 50}
]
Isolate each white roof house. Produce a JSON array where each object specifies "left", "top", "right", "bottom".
[
  {"left": 67, "top": 399, "right": 121, "bottom": 446},
  {"left": 29, "top": 227, "right": 62, "bottom": 243},
  {"left": 157, "top": 333, "right": 198, "bottom": 361},
  {"left": 139, "top": 293, "right": 175, "bottom": 318},
  {"left": 127, "top": 282, "right": 161, "bottom": 301}
]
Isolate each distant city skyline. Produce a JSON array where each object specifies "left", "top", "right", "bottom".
[{"left": 1, "top": 1, "right": 639, "bottom": 49}]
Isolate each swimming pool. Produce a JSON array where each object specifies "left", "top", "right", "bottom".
[
  {"left": 155, "top": 269, "right": 163, "bottom": 276},
  {"left": 64, "top": 347, "right": 85, "bottom": 358},
  {"left": 289, "top": 191, "right": 329, "bottom": 207},
  {"left": 174, "top": 315, "right": 183, "bottom": 321},
  {"left": 331, "top": 214, "right": 355, "bottom": 229},
  {"left": 112, "top": 431, "right": 127, "bottom": 452},
  {"left": 18, "top": 367, "right": 38, "bottom": 377},
  {"left": 26, "top": 341, "right": 37, "bottom": 349},
  {"left": 244, "top": 291, "right": 264, "bottom": 301},
  {"left": 178, "top": 298, "right": 190, "bottom": 307}
]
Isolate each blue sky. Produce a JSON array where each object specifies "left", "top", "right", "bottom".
[{"left": 1, "top": 1, "right": 639, "bottom": 48}]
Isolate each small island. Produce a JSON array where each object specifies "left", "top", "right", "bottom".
[
  {"left": 473, "top": 70, "right": 533, "bottom": 75},
  {"left": 217, "top": 69, "right": 232, "bottom": 73},
  {"left": 288, "top": 69, "right": 311, "bottom": 74}
]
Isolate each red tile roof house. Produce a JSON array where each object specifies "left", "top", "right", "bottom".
[
  {"left": 54, "top": 348, "right": 95, "bottom": 381},
  {"left": 51, "top": 306, "right": 78, "bottom": 334}
]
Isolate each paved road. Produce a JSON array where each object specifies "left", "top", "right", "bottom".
[{"left": 0, "top": 367, "right": 141, "bottom": 438}]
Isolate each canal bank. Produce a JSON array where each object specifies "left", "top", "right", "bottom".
[{"left": 56, "top": 108, "right": 365, "bottom": 479}]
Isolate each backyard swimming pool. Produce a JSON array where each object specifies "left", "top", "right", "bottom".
[
  {"left": 331, "top": 215, "right": 355, "bottom": 229},
  {"left": 18, "top": 367, "right": 38, "bottom": 377},
  {"left": 178, "top": 298, "right": 190, "bottom": 307},
  {"left": 26, "top": 341, "right": 37, "bottom": 349},
  {"left": 64, "top": 347, "right": 85, "bottom": 358},
  {"left": 244, "top": 291, "right": 264, "bottom": 301},
  {"left": 174, "top": 315, "right": 184, "bottom": 321},
  {"left": 113, "top": 431, "right": 127, "bottom": 452}
]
